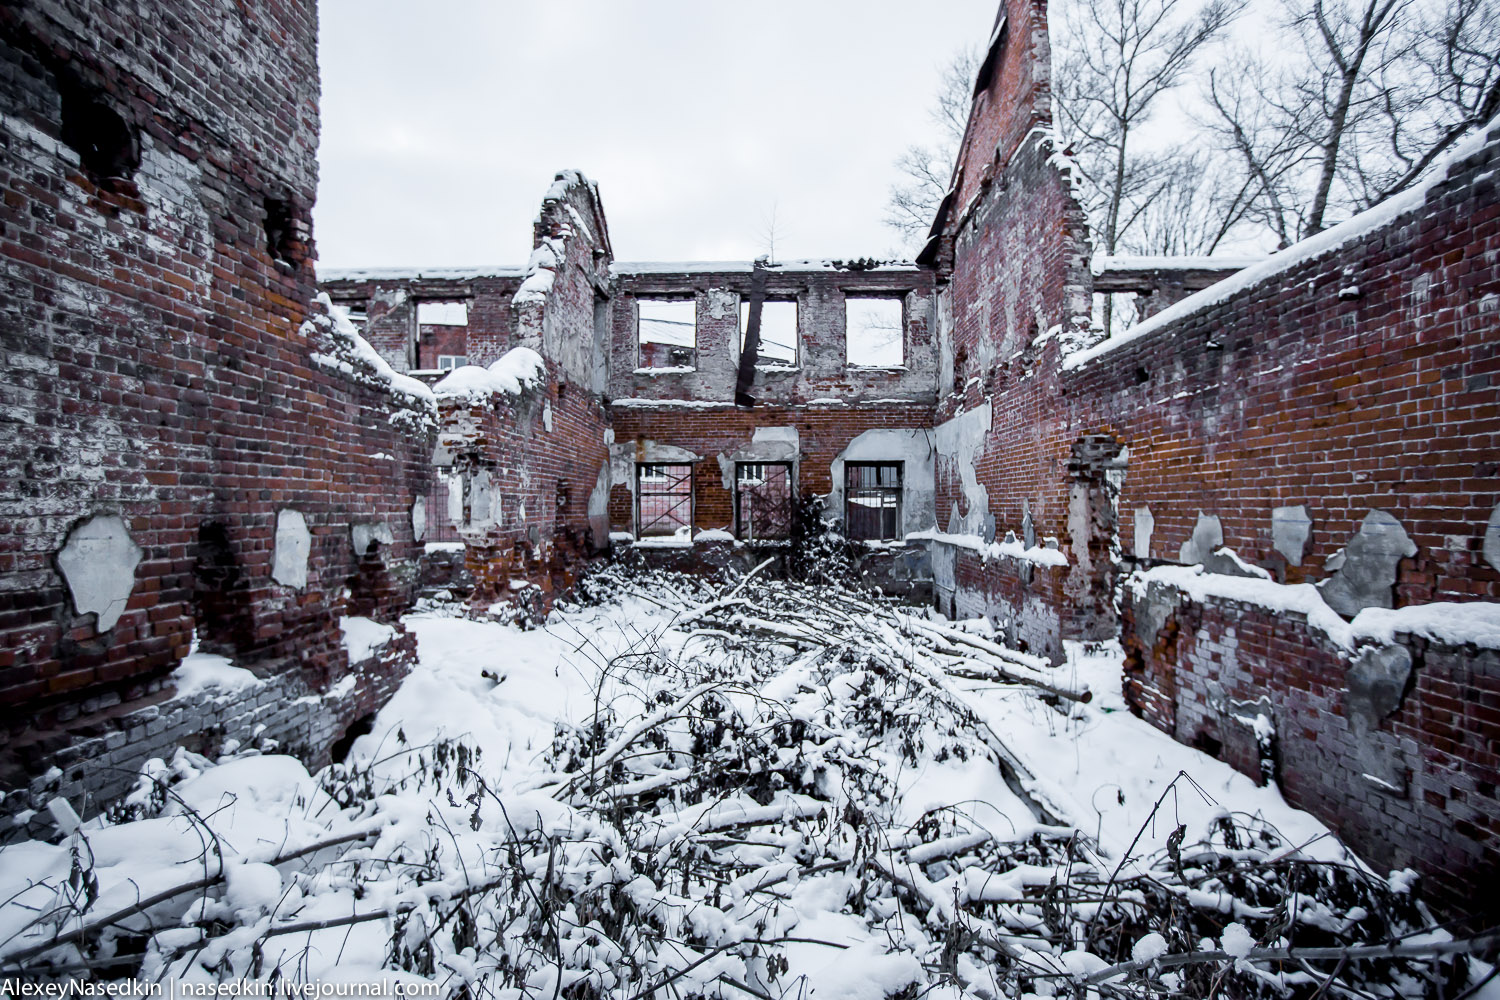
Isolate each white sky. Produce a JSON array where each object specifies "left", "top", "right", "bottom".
[{"left": 314, "top": 1, "right": 999, "bottom": 270}]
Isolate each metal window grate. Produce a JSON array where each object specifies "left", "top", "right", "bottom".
[
  {"left": 845, "top": 462, "right": 902, "bottom": 541},
  {"left": 735, "top": 462, "right": 793, "bottom": 540},
  {"left": 637, "top": 463, "right": 693, "bottom": 536},
  {"left": 425, "top": 474, "right": 463, "bottom": 543}
]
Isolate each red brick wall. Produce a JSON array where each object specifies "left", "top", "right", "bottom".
[
  {"left": 610, "top": 265, "right": 939, "bottom": 407},
  {"left": 609, "top": 404, "right": 936, "bottom": 535},
  {"left": 0, "top": 1, "right": 434, "bottom": 797},
  {"left": 437, "top": 368, "right": 610, "bottom": 613},
  {"left": 1058, "top": 126, "right": 1500, "bottom": 604},
  {"left": 1123, "top": 589, "right": 1500, "bottom": 918},
  {"left": 433, "top": 173, "right": 615, "bottom": 618}
]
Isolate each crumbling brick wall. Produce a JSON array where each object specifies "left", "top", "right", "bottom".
[
  {"left": 432, "top": 173, "right": 614, "bottom": 619},
  {"left": 0, "top": 0, "right": 435, "bottom": 814},
  {"left": 609, "top": 263, "right": 939, "bottom": 407},
  {"left": 322, "top": 269, "right": 527, "bottom": 372},
  {"left": 1123, "top": 586, "right": 1500, "bottom": 918},
  {"left": 926, "top": 0, "right": 1499, "bottom": 911},
  {"left": 608, "top": 404, "right": 937, "bottom": 536}
]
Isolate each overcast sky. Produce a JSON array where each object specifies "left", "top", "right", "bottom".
[{"left": 314, "top": 1, "right": 999, "bottom": 270}]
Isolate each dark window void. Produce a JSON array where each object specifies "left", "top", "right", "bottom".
[
  {"left": 637, "top": 299, "right": 697, "bottom": 369},
  {"left": 845, "top": 462, "right": 903, "bottom": 541},
  {"left": 59, "top": 83, "right": 139, "bottom": 180},
  {"left": 264, "top": 197, "right": 296, "bottom": 264},
  {"left": 846, "top": 297, "right": 904, "bottom": 367},
  {"left": 637, "top": 463, "right": 693, "bottom": 537},
  {"left": 735, "top": 462, "right": 793, "bottom": 540},
  {"left": 740, "top": 300, "right": 798, "bottom": 365}
]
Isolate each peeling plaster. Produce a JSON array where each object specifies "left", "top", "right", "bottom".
[
  {"left": 57, "top": 515, "right": 143, "bottom": 631},
  {"left": 469, "top": 470, "right": 494, "bottom": 529},
  {"left": 271, "top": 509, "right": 311, "bottom": 590},
  {"left": 1134, "top": 506, "right": 1154, "bottom": 558},
  {"left": 1272, "top": 505, "right": 1312, "bottom": 565},
  {"left": 587, "top": 464, "right": 611, "bottom": 543},
  {"left": 1320, "top": 510, "right": 1417, "bottom": 616},
  {"left": 705, "top": 287, "right": 735, "bottom": 320},
  {"left": 411, "top": 497, "right": 426, "bottom": 542},
  {"left": 717, "top": 426, "right": 800, "bottom": 490},
  {"left": 1485, "top": 503, "right": 1500, "bottom": 570},
  {"left": 351, "top": 521, "right": 394, "bottom": 557},
  {"left": 1178, "top": 513, "right": 1223, "bottom": 565},
  {"left": 933, "top": 402, "right": 993, "bottom": 539}
]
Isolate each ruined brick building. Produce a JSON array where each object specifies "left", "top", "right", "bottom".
[{"left": 3, "top": 0, "right": 1498, "bottom": 918}]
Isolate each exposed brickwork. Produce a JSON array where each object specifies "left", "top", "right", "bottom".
[
  {"left": 0, "top": 0, "right": 433, "bottom": 812},
  {"left": 925, "top": 0, "right": 1500, "bottom": 919},
  {"left": 610, "top": 264, "right": 938, "bottom": 407},
  {"left": 609, "top": 405, "right": 935, "bottom": 536},
  {"left": 1123, "top": 589, "right": 1500, "bottom": 917},
  {"left": 321, "top": 272, "right": 527, "bottom": 373}
]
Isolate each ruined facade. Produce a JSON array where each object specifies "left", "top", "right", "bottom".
[
  {"left": 0, "top": 1, "right": 435, "bottom": 816},
  {"left": 1, "top": 0, "right": 1496, "bottom": 921}
]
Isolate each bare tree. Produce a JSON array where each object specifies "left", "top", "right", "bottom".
[
  {"left": 1054, "top": 0, "right": 1245, "bottom": 258},
  {"left": 884, "top": 48, "right": 980, "bottom": 250},
  {"left": 1204, "top": 0, "right": 1500, "bottom": 242}
]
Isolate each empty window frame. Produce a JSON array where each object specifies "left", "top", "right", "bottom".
[
  {"left": 739, "top": 299, "right": 798, "bottom": 365},
  {"left": 417, "top": 301, "right": 469, "bottom": 326},
  {"left": 637, "top": 463, "right": 694, "bottom": 536},
  {"left": 735, "top": 462, "right": 793, "bottom": 540},
  {"left": 844, "top": 462, "right": 903, "bottom": 541},
  {"left": 436, "top": 354, "right": 468, "bottom": 371},
  {"left": 846, "top": 296, "right": 905, "bottom": 367},
  {"left": 637, "top": 298, "right": 697, "bottom": 369}
]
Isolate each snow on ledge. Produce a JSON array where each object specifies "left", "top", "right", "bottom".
[
  {"left": 433, "top": 347, "right": 546, "bottom": 400},
  {"left": 341, "top": 616, "right": 397, "bottom": 662},
  {"left": 1091, "top": 255, "right": 1265, "bottom": 275},
  {"left": 312, "top": 294, "right": 436, "bottom": 405},
  {"left": 172, "top": 652, "right": 262, "bottom": 699},
  {"left": 1131, "top": 564, "right": 1500, "bottom": 652},
  {"left": 908, "top": 529, "right": 1070, "bottom": 567},
  {"left": 1064, "top": 122, "right": 1497, "bottom": 372}
]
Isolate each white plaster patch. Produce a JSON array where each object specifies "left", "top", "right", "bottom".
[
  {"left": 933, "top": 403, "right": 993, "bottom": 538},
  {"left": 271, "top": 509, "right": 311, "bottom": 590},
  {"left": 351, "top": 521, "right": 395, "bottom": 557},
  {"left": 1178, "top": 513, "right": 1224, "bottom": 565},
  {"left": 588, "top": 464, "right": 611, "bottom": 543},
  {"left": 1485, "top": 503, "right": 1500, "bottom": 571},
  {"left": 543, "top": 400, "right": 554, "bottom": 432},
  {"left": 57, "top": 515, "right": 143, "bottom": 631},
  {"left": 469, "top": 470, "right": 494, "bottom": 529},
  {"left": 705, "top": 287, "right": 735, "bottom": 320},
  {"left": 717, "top": 426, "right": 801, "bottom": 490},
  {"left": 411, "top": 497, "right": 426, "bottom": 542},
  {"left": 1272, "top": 505, "right": 1312, "bottom": 566},
  {"left": 1134, "top": 506, "right": 1154, "bottom": 559},
  {"left": 829, "top": 428, "right": 936, "bottom": 536},
  {"left": 445, "top": 472, "right": 464, "bottom": 525}
]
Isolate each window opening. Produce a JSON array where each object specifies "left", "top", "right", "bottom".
[
  {"left": 740, "top": 300, "right": 797, "bottom": 365},
  {"left": 637, "top": 463, "right": 693, "bottom": 536},
  {"left": 263, "top": 197, "right": 296, "bottom": 264},
  {"left": 59, "top": 82, "right": 139, "bottom": 181},
  {"left": 637, "top": 299, "right": 697, "bottom": 369},
  {"left": 845, "top": 462, "right": 903, "bottom": 540},
  {"left": 846, "top": 297, "right": 905, "bottom": 367},
  {"left": 735, "top": 463, "right": 793, "bottom": 540},
  {"left": 436, "top": 355, "right": 468, "bottom": 371},
  {"left": 418, "top": 301, "right": 469, "bottom": 326}
]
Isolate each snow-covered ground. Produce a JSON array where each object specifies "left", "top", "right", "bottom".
[{"left": 0, "top": 570, "right": 1484, "bottom": 996}]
